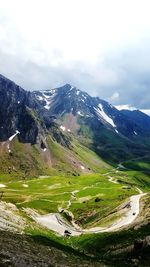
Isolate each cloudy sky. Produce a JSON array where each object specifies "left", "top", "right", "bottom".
[{"left": 0, "top": 0, "right": 150, "bottom": 108}]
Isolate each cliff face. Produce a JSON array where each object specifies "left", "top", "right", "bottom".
[
  {"left": 0, "top": 74, "right": 46, "bottom": 144},
  {"left": 0, "top": 75, "right": 74, "bottom": 177}
]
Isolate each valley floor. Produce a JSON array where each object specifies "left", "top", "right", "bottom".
[{"left": 0, "top": 167, "right": 149, "bottom": 266}]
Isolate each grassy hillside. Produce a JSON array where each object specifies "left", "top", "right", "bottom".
[
  {"left": 0, "top": 132, "right": 111, "bottom": 179},
  {"left": 0, "top": 139, "right": 56, "bottom": 179}
]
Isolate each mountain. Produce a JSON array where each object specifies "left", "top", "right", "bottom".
[
  {"left": 33, "top": 84, "right": 150, "bottom": 162},
  {"left": 115, "top": 104, "right": 150, "bottom": 136},
  {"left": 0, "top": 74, "right": 46, "bottom": 144},
  {"left": 33, "top": 84, "right": 150, "bottom": 139},
  {"left": 0, "top": 75, "right": 150, "bottom": 267},
  {"left": 120, "top": 109, "right": 150, "bottom": 138},
  {"left": 0, "top": 75, "right": 150, "bottom": 177}
]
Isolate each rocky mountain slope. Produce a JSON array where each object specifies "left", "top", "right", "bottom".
[
  {"left": 0, "top": 74, "right": 150, "bottom": 177},
  {"left": 33, "top": 84, "right": 150, "bottom": 164},
  {"left": 33, "top": 83, "right": 150, "bottom": 139}
]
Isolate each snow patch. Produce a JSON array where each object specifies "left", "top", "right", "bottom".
[
  {"left": 60, "top": 125, "right": 66, "bottom": 131},
  {"left": 95, "top": 104, "right": 116, "bottom": 128},
  {"left": 115, "top": 129, "right": 119, "bottom": 134},
  {"left": 67, "top": 129, "right": 71, "bottom": 132},
  {"left": 40, "top": 90, "right": 56, "bottom": 110},
  {"left": 51, "top": 89, "right": 56, "bottom": 94},
  {"left": 76, "top": 90, "right": 80, "bottom": 95},
  {"left": 77, "top": 111, "right": 84, "bottom": 117},
  {"left": 43, "top": 93, "right": 50, "bottom": 99},
  {"left": 44, "top": 99, "right": 51, "bottom": 110},
  {"left": 37, "top": 96, "right": 44, "bottom": 101},
  {"left": 82, "top": 94, "right": 87, "bottom": 100},
  {"left": 134, "top": 131, "right": 138, "bottom": 135},
  {"left": 9, "top": 130, "right": 20, "bottom": 141}
]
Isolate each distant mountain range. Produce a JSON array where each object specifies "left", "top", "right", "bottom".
[
  {"left": 115, "top": 104, "right": 150, "bottom": 117},
  {"left": 0, "top": 74, "right": 150, "bottom": 177}
]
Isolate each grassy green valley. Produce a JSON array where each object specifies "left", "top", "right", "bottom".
[
  {"left": 0, "top": 173, "right": 137, "bottom": 222},
  {"left": 0, "top": 162, "right": 149, "bottom": 266}
]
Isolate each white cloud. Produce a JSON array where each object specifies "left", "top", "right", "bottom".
[
  {"left": 0, "top": 0, "right": 150, "bottom": 108},
  {"left": 115, "top": 105, "right": 136, "bottom": 111},
  {"left": 141, "top": 109, "right": 150, "bottom": 116},
  {"left": 1, "top": 0, "right": 150, "bottom": 63},
  {"left": 109, "top": 92, "right": 120, "bottom": 102}
]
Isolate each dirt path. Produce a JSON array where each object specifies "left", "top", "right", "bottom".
[{"left": 108, "top": 176, "right": 118, "bottom": 184}]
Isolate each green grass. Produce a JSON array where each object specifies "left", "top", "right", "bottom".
[
  {"left": 0, "top": 125, "right": 149, "bottom": 265},
  {"left": 123, "top": 158, "right": 150, "bottom": 172},
  {"left": 0, "top": 171, "right": 140, "bottom": 228},
  {"left": 0, "top": 166, "right": 149, "bottom": 266},
  {"left": 0, "top": 139, "right": 58, "bottom": 179},
  {"left": 70, "top": 222, "right": 150, "bottom": 258},
  {"left": 114, "top": 169, "right": 150, "bottom": 191},
  {"left": 72, "top": 139, "right": 110, "bottom": 172},
  {"left": 25, "top": 214, "right": 150, "bottom": 266}
]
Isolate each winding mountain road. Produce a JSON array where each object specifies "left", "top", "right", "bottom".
[{"left": 32, "top": 189, "right": 146, "bottom": 236}]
